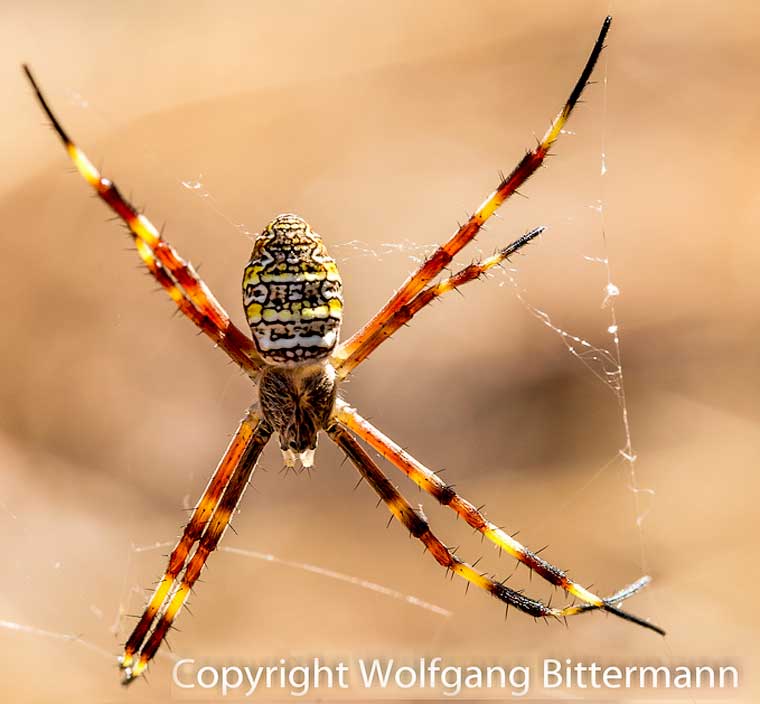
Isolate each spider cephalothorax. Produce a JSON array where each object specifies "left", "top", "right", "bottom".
[
  {"left": 24, "top": 16, "right": 664, "bottom": 687},
  {"left": 258, "top": 362, "right": 338, "bottom": 467}
]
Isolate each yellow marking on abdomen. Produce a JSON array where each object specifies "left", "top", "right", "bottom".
[{"left": 242, "top": 214, "right": 343, "bottom": 364}]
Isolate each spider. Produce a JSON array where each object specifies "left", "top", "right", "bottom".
[{"left": 23, "top": 15, "right": 663, "bottom": 686}]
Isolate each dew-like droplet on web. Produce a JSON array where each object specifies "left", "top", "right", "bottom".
[{"left": 69, "top": 91, "right": 89, "bottom": 109}]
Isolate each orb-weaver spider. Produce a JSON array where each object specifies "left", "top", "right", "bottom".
[{"left": 23, "top": 14, "right": 663, "bottom": 686}]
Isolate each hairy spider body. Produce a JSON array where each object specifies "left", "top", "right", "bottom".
[
  {"left": 23, "top": 15, "right": 664, "bottom": 687},
  {"left": 258, "top": 360, "right": 338, "bottom": 466}
]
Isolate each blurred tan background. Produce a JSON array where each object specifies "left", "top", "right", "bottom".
[{"left": 1, "top": 1, "right": 758, "bottom": 701}]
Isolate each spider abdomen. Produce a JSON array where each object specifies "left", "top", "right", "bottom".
[{"left": 243, "top": 214, "right": 343, "bottom": 365}]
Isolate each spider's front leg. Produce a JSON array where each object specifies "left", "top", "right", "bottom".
[
  {"left": 334, "top": 225, "right": 545, "bottom": 373},
  {"left": 120, "top": 413, "right": 272, "bottom": 684},
  {"left": 333, "top": 16, "right": 611, "bottom": 378},
  {"left": 22, "top": 65, "right": 264, "bottom": 378},
  {"left": 328, "top": 422, "right": 655, "bottom": 627},
  {"left": 334, "top": 402, "right": 664, "bottom": 635}
]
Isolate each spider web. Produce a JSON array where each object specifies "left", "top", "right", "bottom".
[
  {"left": 443, "top": 67, "right": 657, "bottom": 643},
  {"left": 510, "top": 48, "right": 655, "bottom": 569}
]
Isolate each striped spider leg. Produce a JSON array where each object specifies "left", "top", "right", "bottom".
[
  {"left": 334, "top": 224, "right": 548, "bottom": 371},
  {"left": 333, "top": 16, "right": 612, "bottom": 379},
  {"left": 329, "top": 423, "right": 660, "bottom": 628},
  {"left": 333, "top": 403, "right": 664, "bottom": 634},
  {"left": 122, "top": 416, "right": 272, "bottom": 683},
  {"left": 22, "top": 66, "right": 272, "bottom": 682},
  {"left": 22, "top": 65, "right": 264, "bottom": 380}
]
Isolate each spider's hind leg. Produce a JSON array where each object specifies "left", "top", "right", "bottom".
[
  {"left": 333, "top": 404, "right": 664, "bottom": 635},
  {"left": 120, "top": 413, "right": 271, "bottom": 684},
  {"left": 327, "top": 422, "right": 660, "bottom": 631}
]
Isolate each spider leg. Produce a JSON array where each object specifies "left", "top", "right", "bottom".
[
  {"left": 121, "top": 414, "right": 272, "bottom": 684},
  {"left": 328, "top": 422, "right": 654, "bottom": 628},
  {"left": 336, "top": 226, "right": 544, "bottom": 374},
  {"left": 119, "top": 411, "right": 259, "bottom": 671},
  {"left": 22, "top": 65, "right": 263, "bottom": 378},
  {"left": 334, "top": 402, "right": 664, "bottom": 635},
  {"left": 333, "top": 17, "right": 612, "bottom": 378}
]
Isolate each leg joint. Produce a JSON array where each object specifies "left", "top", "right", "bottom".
[
  {"left": 405, "top": 507, "right": 429, "bottom": 538},
  {"left": 437, "top": 484, "right": 456, "bottom": 505}
]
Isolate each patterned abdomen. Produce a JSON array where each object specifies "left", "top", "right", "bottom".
[{"left": 242, "top": 214, "right": 343, "bottom": 365}]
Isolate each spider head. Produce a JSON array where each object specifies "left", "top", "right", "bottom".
[{"left": 258, "top": 363, "right": 337, "bottom": 468}]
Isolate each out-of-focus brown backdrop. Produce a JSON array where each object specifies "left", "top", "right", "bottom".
[{"left": 2, "top": 1, "right": 758, "bottom": 701}]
